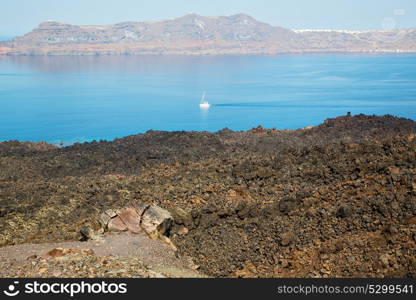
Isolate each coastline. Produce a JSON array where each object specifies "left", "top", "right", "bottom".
[
  {"left": 2, "top": 49, "right": 416, "bottom": 57},
  {"left": 1, "top": 113, "right": 415, "bottom": 146}
]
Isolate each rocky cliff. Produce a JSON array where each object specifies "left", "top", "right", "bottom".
[{"left": 1, "top": 14, "right": 416, "bottom": 55}]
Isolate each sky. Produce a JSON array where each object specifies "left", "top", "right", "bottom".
[{"left": 0, "top": 0, "right": 415, "bottom": 36}]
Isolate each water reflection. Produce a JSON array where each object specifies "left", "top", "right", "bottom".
[
  {"left": 199, "top": 105, "right": 210, "bottom": 114},
  {"left": 0, "top": 55, "right": 255, "bottom": 75},
  {"left": 199, "top": 105, "right": 210, "bottom": 130}
]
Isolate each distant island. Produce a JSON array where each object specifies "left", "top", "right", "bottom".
[{"left": 1, "top": 13, "right": 416, "bottom": 56}]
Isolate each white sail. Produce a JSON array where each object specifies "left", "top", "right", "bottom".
[
  {"left": 199, "top": 91, "right": 210, "bottom": 108},
  {"left": 200, "top": 91, "right": 206, "bottom": 103}
]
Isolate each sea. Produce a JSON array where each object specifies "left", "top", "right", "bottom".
[{"left": 0, "top": 54, "right": 415, "bottom": 144}]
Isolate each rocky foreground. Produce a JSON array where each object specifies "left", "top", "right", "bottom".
[
  {"left": 1, "top": 14, "right": 416, "bottom": 55},
  {"left": 0, "top": 114, "right": 415, "bottom": 278}
]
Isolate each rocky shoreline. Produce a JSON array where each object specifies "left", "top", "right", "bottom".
[{"left": 0, "top": 114, "right": 415, "bottom": 277}]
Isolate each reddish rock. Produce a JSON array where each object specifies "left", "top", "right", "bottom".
[
  {"left": 99, "top": 204, "right": 173, "bottom": 236},
  {"left": 405, "top": 217, "right": 416, "bottom": 225},
  {"left": 117, "top": 207, "right": 142, "bottom": 233},
  {"left": 107, "top": 216, "right": 128, "bottom": 232}
]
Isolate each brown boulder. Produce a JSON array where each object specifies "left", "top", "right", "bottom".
[
  {"left": 141, "top": 206, "right": 173, "bottom": 236},
  {"left": 99, "top": 204, "right": 173, "bottom": 236},
  {"left": 107, "top": 215, "right": 128, "bottom": 232},
  {"left": 117, "top": 207, "right": 142, "bottom": 233}
]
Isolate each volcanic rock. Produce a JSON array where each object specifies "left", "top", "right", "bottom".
[
  {"left": 99, "top": 204, "right": 173, "bottom": 236},
  {"left": 336, "top": 204, "right": 353, "bottom": 218},
  {"left": 1, "top": 114, "right": 415, "bottom": 278},
  {"left": 140, "top": 206, "right": 173, "bottom": 236}
]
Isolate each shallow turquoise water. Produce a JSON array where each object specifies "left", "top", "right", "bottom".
[{"left": 0, "top": 55, "right": 415, "bottom": 144}]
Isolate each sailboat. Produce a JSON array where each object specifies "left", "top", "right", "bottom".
[{"left": 199, "top": 91, "right": 210, "bottom": 109}]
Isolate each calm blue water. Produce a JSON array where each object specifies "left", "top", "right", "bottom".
[{"left": 0, "top": 55, "right": 415, "bottom": 144}]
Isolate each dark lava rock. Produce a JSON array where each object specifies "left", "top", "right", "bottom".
[
  {"left": 1, "top": 114, "right": 416, "bottom": 278},
  {"left": 79, "top": 226, "right": 95, "bottom": 241},
  {"left": 278, "top": 197, "right": 298, "bottom": 215},
  {"left": 336, "top": 204, "right": 353, "bottom": 218}
]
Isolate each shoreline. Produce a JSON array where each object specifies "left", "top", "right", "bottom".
[
  {"left": 2, "top": 50, "right": 416, "bottom": 57},
  {"left": 1, "top": 113, "right": 415, "bottom": 147}
]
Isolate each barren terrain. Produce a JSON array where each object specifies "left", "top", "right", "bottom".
[{"left": 0, "top": 114, "right": 415, "bottom": 277}]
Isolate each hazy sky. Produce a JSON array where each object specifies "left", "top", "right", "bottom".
[{"left": 1, "top": 0, "right": 415, "bottom": 36}]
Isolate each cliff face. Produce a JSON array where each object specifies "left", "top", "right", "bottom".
[{"left": 1, "top": 14, "right": 416, "bottom": 55}]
